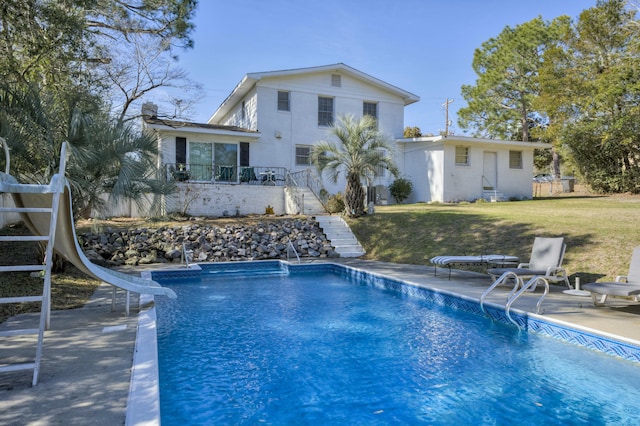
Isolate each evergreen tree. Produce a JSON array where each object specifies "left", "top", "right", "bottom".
[
  {"left": 538, "top": 0, "right": 640, "bottom": 192},
  {"left": 458, "top": 17, "right": 562, "bottom": 141}
]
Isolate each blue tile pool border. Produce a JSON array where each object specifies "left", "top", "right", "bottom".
[{"left": 150, "top": 261, "right": 640, "bottom": 364}]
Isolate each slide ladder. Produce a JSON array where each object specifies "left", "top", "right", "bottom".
[
  {"left": 0, "top": 138, "right": 67, "bottom": 386},
  {"left": 480, "top": 271, "right": 549, "bottom": 329}
]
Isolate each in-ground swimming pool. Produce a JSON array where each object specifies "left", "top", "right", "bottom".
[{"left": 153, "top": 262, "right": 640, "bottom": 425}]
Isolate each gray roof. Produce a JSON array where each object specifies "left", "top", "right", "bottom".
[{"left": 143, "top": 117, "right": 257, "bottom": 133}]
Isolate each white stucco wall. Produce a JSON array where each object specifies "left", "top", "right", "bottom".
[
  {"left": 167, "top": 183, "right": 285, "bottom": 217},
  {"left": 219, "top": 89, "right": 258, "bottom": 130},
  {"left": 442, "top": 143, "right": 535, "bottom": 202},
  {"left": 400, "top": 136, "right": 543, "bottom": 203},
  {"left": 214, "top": 70, "right": 409, "bottom": 195}
]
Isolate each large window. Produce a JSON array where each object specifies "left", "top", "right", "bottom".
[
  {"left": 455, "top": 146, "right": 469, "bottom": 166},
  {"left": 277, "top": 91, "right": 290, "bottom": 111},
  {"left": 318, "top": 96, "right": 334, "bottom": 127},
  {"left": 509, "top": 150, "right": 523, "bottom": 169},
  {"left": 188, "top": 142, "right": 238, "bottom": 181},
  {"left": 214, "top": 143, "right": 238, "bottom": 181},
  {"left": 189, "top": 142, "right": 213, "bottom": 181},
  {"left": 295, "top": 145, "right": 311, "bottom": 166}
]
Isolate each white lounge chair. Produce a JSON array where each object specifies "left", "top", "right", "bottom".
[
  {"left": 582, "top": 246, "right": 640, "bottom": 306},
  {"left": 430, "top": 254, "right": 519, "bottom": 279},
  {"left": 487, "top": 237, "right": 570, "bottom": 290}
]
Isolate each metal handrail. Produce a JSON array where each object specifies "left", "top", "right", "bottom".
[
  {"left": 481, "top": 271, "right": 549, "bottom": 330},
  {"left": 164, "top": 163, "right": 287, "bottom": 185},
  {"left": 181, "top": 244, "right": 190, "bottom": 268},
  {"left": 480, "top": 271, "right": 520, "bottom": 314},
  {"left": 287, "top": 240, "right": 301, "bottom": 263},
  {"left": 289, "top": 169, "right": 329, "bottom": 213},
  {"left": 285, "top": 172, "right": 305, "bottom": 214},
  {"left": 505, "top": 276, "right": 549, "bottom": 329},
  {"left": 481, "top": 175, "right": 498, "bottom": 201}
]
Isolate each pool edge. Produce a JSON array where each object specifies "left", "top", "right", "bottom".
[
  {"left": 126, "top": 290, "right": 161, "bottom": 426},
  {"left": 127, "top": 260, "right": 640, "bottom": 424}
]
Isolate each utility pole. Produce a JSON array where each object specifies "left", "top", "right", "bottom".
[{"left": 442, "top": 98, "right": 454, "bottom": 135}]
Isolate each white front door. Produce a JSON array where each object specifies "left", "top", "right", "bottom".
[{"left": 483, "top": 152, "right": 497, "bottom": 190}]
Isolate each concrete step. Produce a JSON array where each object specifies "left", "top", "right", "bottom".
[
  {"left": 314, "top": 214, "right": 365, "bottom": 258},
  {"left": 482, "top": 191, "right": 507, "bottom": 202},
  {"left": 298, "top": 188, "right": 325, "bottom": 215}
]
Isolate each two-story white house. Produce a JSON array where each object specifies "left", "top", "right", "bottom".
[{"left": 141, "top": 63, "right": 546, "bottom": 217}]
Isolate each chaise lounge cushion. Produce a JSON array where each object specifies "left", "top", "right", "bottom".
[
  {"left": 582, "top": 246, "right": 640, "bottom": 306},
  {"left": 581, "top": 282, "right": 640, "bottom": 297}
]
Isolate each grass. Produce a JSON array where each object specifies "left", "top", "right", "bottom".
[
  {"left": 2, "top": 193, "right": 639, "bottom": 322},
  {"left": 346, "top": 195, "right": 640, "bottom": 284}
]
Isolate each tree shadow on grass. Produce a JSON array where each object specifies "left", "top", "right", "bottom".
[{"left": 351, "top": 210, "right": 597, "bottom": 277}]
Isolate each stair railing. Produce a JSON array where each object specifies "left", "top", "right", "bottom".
[
  {"left": 481, "top": 175, "right": 498, "bottom": 201},
  {"left": 285, "top": 172, "right": 305, "bottom": 214},
  {"left": 289, "top": 168, "right": 330, "bottom": 213}
]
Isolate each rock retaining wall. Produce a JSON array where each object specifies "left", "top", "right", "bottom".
[{"left": 78, "top": 218, "right": 339, "bottom": 266}]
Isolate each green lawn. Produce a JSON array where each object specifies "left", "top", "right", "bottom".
[{"left": 346, "top": 196, "right": 640, "bottom": 284}]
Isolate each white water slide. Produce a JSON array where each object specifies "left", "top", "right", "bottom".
[{"left": 0, "top": 140, "right": 176, "bottom": 301}]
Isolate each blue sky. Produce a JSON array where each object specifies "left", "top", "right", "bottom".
[{"left": 176, "top": 0, "right": 596, "bottom": 135}]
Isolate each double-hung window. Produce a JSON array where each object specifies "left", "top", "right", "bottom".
[
  {"left": 318, "top": 96, "right": 334, "bottom": 127},
  {"left": 295, "top": 145, "right": 311, "bottom": 166},
  {"left": 363, "top": 101, "right": 378, "bottom": 128},
  {"left": 277, "top": 91, "right": 290, "bottom": 111},
  {"left": 455, "top": 146, "right": 469, "bottom": 166},
  {"left": 509, "top": 150, "right": 523, "bottom": 169}
]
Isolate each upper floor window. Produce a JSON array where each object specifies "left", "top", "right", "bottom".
[
  {"left": 241, "top": 100, "right": 246, "bottom": 120},
  {"left": 509, "top": 150, "right": 523, "bottom": 169},
  {"left": 363, "top": 102, "right": 378, "bottom": 127},
  {"left": 295, "top": 145, "right": 311, "bottom": 166},
  {"left": 277, "top": 91, "right": 290, "bottom": 111},
  {"left": 318, "top": 96, "right": 334, "bottom": 127},
  {"left": 455, "top": 146, "right": 469, "bottom": 166}
]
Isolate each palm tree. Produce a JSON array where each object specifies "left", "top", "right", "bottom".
[
  {"left": 0, "top": 83, "right": 174, "bottom": 270},
  {"left": 311, "top": 114, "right": 399, "bottom": 217}
]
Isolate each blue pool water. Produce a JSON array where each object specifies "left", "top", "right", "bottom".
[{"left": 154, "top": 264, "right": 640, "bottom": 425}]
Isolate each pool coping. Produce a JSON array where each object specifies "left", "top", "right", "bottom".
[
  {"left": 127, "top": 260, "right": 640, "bottom": 424},
  {"left": 125, "top": 292, "right": 160, "bottom": 426}
]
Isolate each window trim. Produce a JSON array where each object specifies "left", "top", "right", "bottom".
[
  {"left": 509, "top": 150, "right": 523, "bottom": 169},
  {"left": 318, "top": 96, "right": 334, "bottom": 127},
  {"left": 277, "top": 90, "right": 290, "bottom": 112},
  {"left": 363, "top": 101, "right": 378, "bottom": 129},
  {"left": 455, "top": 146, "right": 470, "bottom": 166},
  {"left": 295, "top": 145, "right": 312, "bottom": 166}
]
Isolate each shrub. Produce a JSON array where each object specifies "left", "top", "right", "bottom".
[
  {"left": 326, "top": 192, "right": 346, "bottom": 214},
  {"left": 389, "top": 178, "right": 413, "bottom": 204}
]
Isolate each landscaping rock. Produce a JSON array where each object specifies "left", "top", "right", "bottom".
[{"left": 78, "top": 218, "right": 339, "bottom": 266}]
